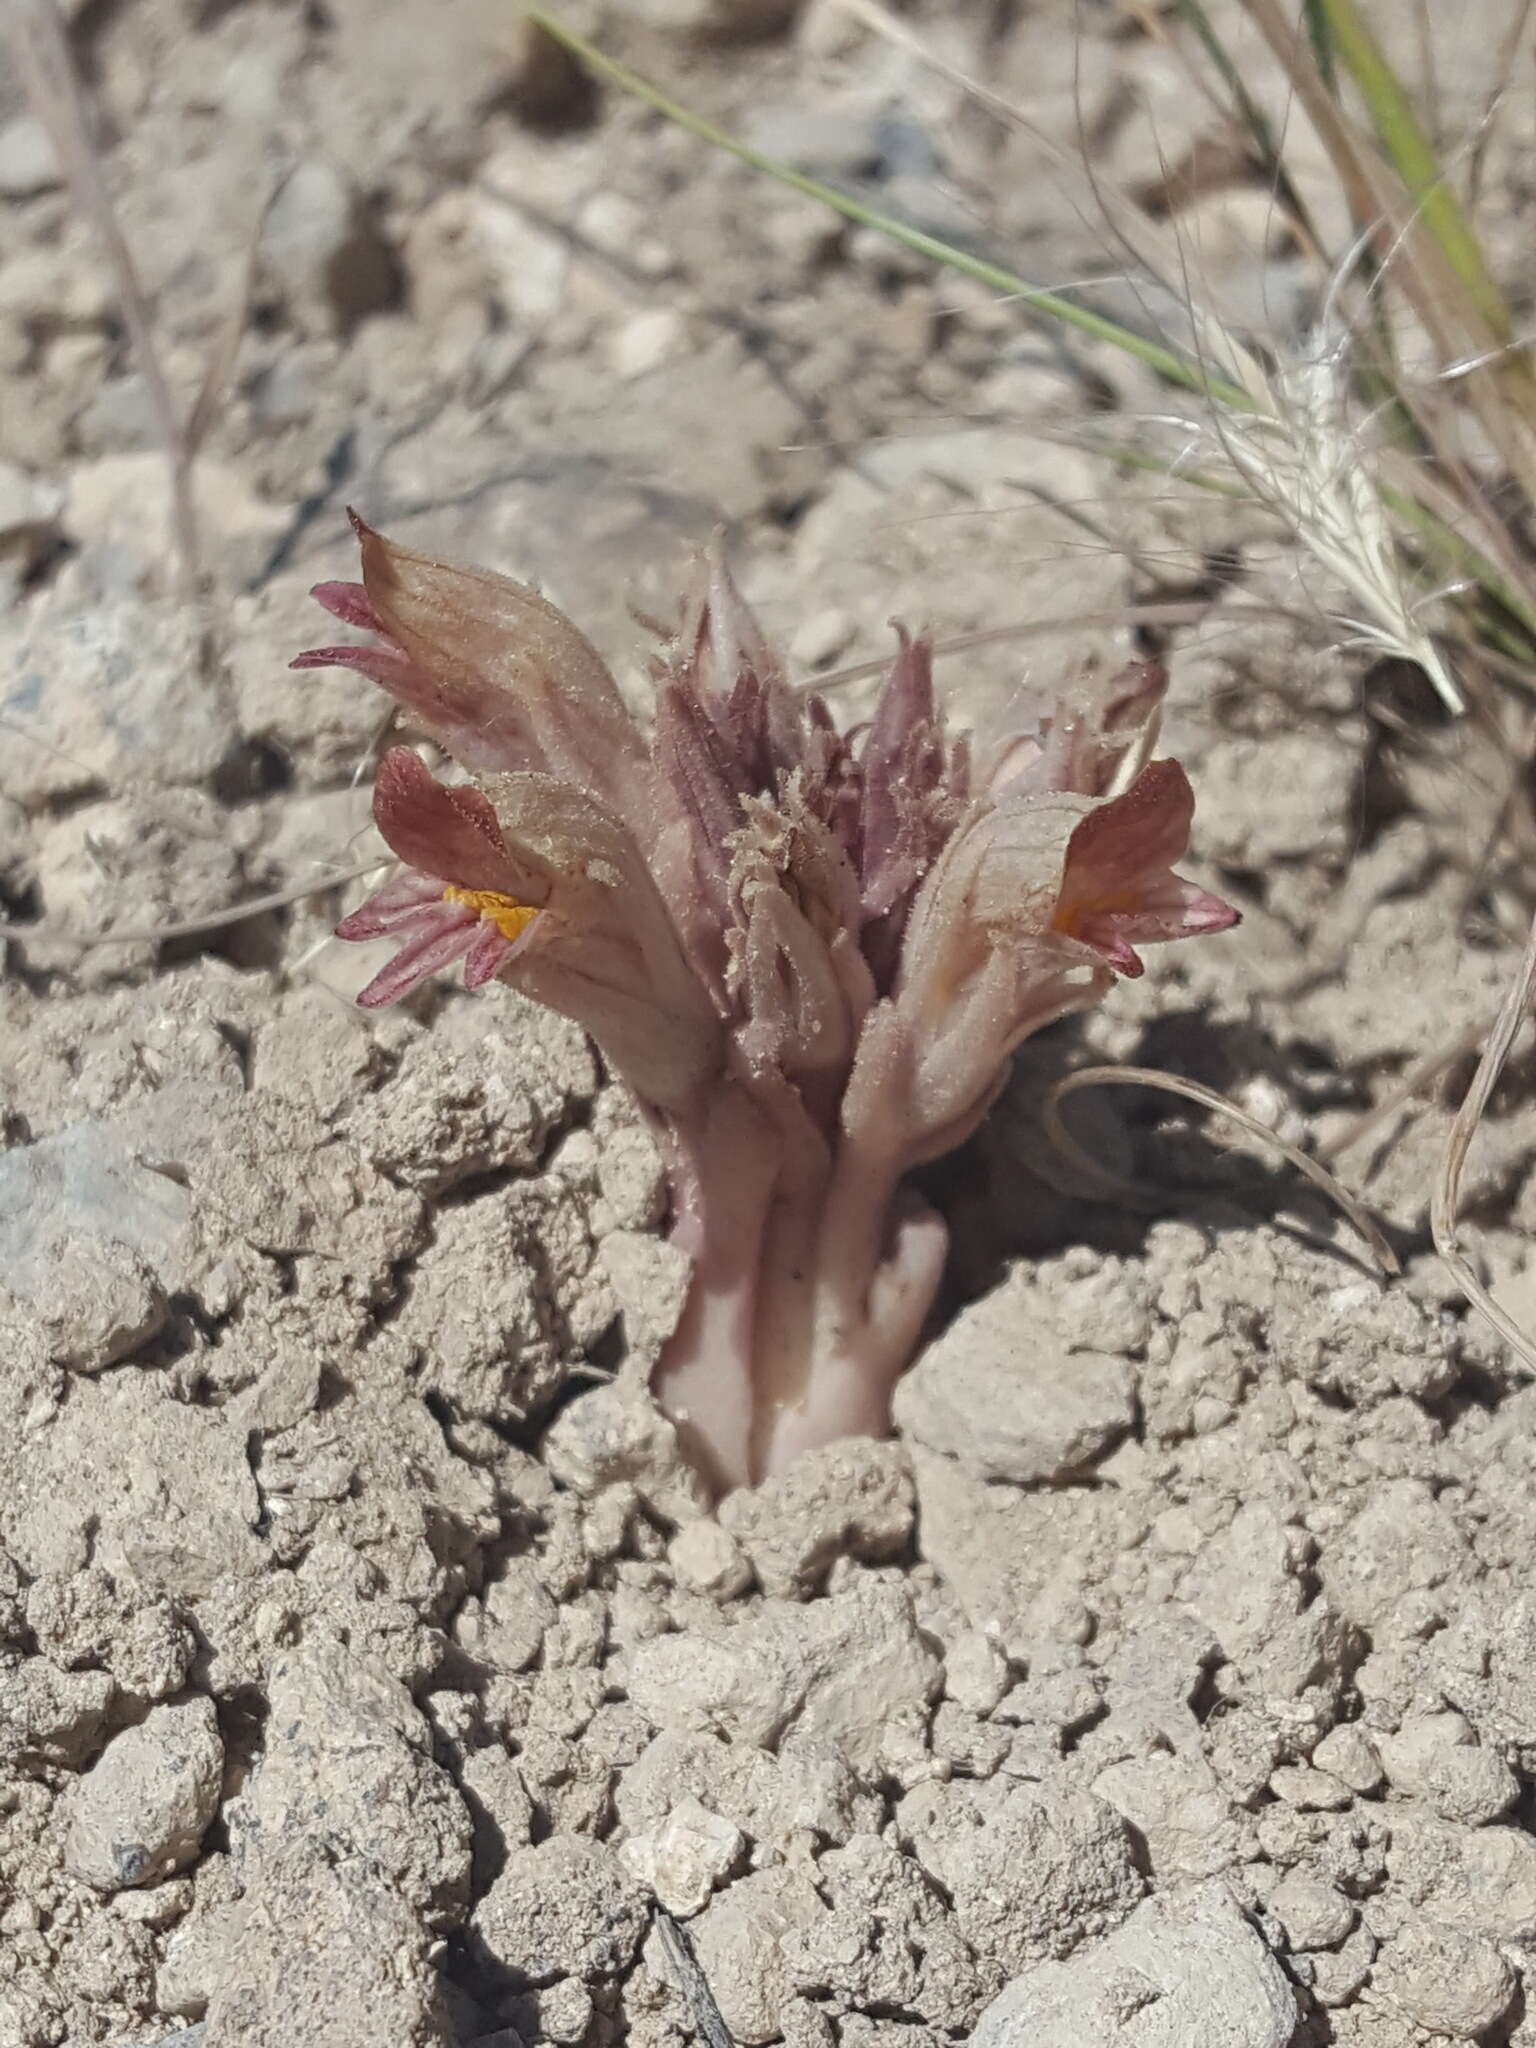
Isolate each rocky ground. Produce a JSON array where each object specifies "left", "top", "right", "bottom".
[{"left": 3, "top": 1, "right": 1536, "bottom": 2044}]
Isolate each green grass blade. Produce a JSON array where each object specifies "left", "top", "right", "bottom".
[
  {"left": 1301, "top": 0, "right": 1339, "bottom": 92},
  {"left": 526, "top": 10, "right": 1254, "bottom": 412},
  {"left": 1381, "top": 483, "right": 1536, "bottom": 645},
  {"left": 1314, "top": 0, "right": 1513, "bottom": 344}
]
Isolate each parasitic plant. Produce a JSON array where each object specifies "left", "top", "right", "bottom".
[{"left": 297, "top": 517, "right": 1238, "bottom": 1492}]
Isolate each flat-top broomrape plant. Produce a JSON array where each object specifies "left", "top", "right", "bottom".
[{"left": 298, "top": 516, "right": 1238, "bottom": 1492}]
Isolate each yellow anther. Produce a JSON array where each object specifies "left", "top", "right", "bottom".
[{"left": 441, "top": 885, "right": 539, "bottom": 943}]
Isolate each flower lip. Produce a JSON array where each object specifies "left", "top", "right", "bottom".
[
  {"left": 310, "top": 578, "right": 381, "bottom": 632},
  {"left": 1051, "top": 760, "right": 1240, "bottom": 977},
  {"left": 371, "top": 747, "right": 536, "bottom": 896},
  {"left": 333, "top": 747, "right": 546, "bottom": 1007},
  {"left": 338, "top": 875, "right": 540, "bottom": 1009}
]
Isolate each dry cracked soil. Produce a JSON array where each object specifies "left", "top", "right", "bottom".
[{"left": 4, "top": 1, "right": 1536, "bottom": 2045}]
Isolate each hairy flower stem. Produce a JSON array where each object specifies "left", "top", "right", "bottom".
[
  {"left": 655, "top": 1088, "right": 780, "bottom": 1493},
  {"left": 761, "top": 1174, "right": 949, "bottom": 1479},
  {"left": 656, "top": 1107, "right": 948, "bottom": 1491}
]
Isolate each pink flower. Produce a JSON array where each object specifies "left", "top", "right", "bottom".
[
  {"left": 300, "top": 519, "right": 1239, "bottom": 1491},
  {"left": 295, "top": 511, "right": 654, "bottom": 823},
  {"left": 1052, "top": 760, "right": 1240, "bottom": 978},
  {"left": 334, "top": 747, "right": 543, "bottom": 1008}
]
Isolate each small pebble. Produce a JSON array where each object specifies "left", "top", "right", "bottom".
[
  {"left": 1306, "top": 1924, "right": 1376, "bottom": 2008},
  {"left": 1268, "top": 1764, "right": 1350, "bottom": 1812},
  {"left": 944, "top": 1629, "right": 1010, "bottom": 1716},
  {"left": 608, "top": 308, "right": 686, "bottom": 380},
  {"left": 1310, "top": 1724, "right": 1383, "bottom": 1795},
  {"left": 1268, "top": 1871, "right": 1355, "bottom": 1951},
  {"left": 1378, "top": 1713, "right": 1517, "bottom": 1823},
  {"left": 619, "top": 1795, "right": 745, "bottom": 1916},
  {"left": 668, "top": 1517, "right": 753, "bottom": 1600},
  {"left": 0, "top": 114, "right": 60, "bottom": 198},
  {"left": 63, "top": 1695, "right": 223, "bottom": 1893},
  {"left": 576, "top": 191, "right": 674, "bottom": 278}
]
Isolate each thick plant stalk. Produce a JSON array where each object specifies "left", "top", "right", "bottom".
[{"left": 654, "top": 1087, "right": 784, "bottom": 1492}]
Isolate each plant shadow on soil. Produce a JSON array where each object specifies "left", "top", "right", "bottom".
[{"left": 921, "top": 1003, "right": 1408, "bottom": 1321}]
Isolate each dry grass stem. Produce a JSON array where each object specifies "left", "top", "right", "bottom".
[
  {"left": 1043, "top": 1063, "right": 1400, "bottom": 1274},
  {"left": 653, "top": 1914, "right": 738, "bottom": 2048},
  {"left": 831, "top": 0, "right": 1469, "bottom": 712},
  {"left": 1431, "top": 915, "right": 1536, "bottom": 1371},
  {"left": 805, "top": 597, "right": 1328, "bottom": 693},
  {"left": 5, "top": 0, "right": 201, "bottom": 589},
  {"left": 184, "top": 173, "right": 279, "bottom": 460},
  {"left": 0, "top": 859, "right": 390, "bottom": 951},
  {"left": 1316, "top": 1015, "right": 1491, "bottom": 1164}
]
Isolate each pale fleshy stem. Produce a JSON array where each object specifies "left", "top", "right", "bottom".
[
  {"left": 652, "top": 1087, "right": 781, "bottom": 1495},
  {"left": 653, "top": 1093, "right": 945, "bottom": 1491},
  {"left": 757, "top": 1192, "right": 948, "bottom": 1479},
  {"left": 741, "top": 1166, "right": 832, "bottom": 1481}
]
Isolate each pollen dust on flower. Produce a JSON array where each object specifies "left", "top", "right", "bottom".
[{"left": 441, "top": 885, "right": 539, "bottom": 942}]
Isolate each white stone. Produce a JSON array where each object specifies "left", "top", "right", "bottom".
[
  {"left": 1093, "top": 1752, "right": 1248, "bottom": 1882},
  {"left": 467, "top": 172, "right": 571, "bottom": 326},
  {"left": 474, "top": 1837, "right": 649, "bottom": 1982},
  {"left": 608, "top": 308, "right": 686, "bottom": 380},
  {"left": 0, "top": 116, "right": 60, "bottom": 197},
  {"left": 543, "top": 1376, "right": 709, "bottom": 1524},
  {"left": 1378, "top": 1712, "right": 1518, "bottom": 1824},
  {"left": 576, "top": 192, "right": 673, "bottom": 277},
  {"left": 667, "top": 1518, "right": 753, "bottom": 1600},
  {"left": 1267, "top": 1764, "right": 1350, "bottom": 1812},
  {"left": 155, "top": 1898, "right": 247, "bottom": 2015},
  {"left": 0, "top": 1111, "right": 193, "bottom": 1360},
  {"left": 972, "top": 1882, "right": 1297, "bottom": 2048},
  {"left": 943, "top": 1629, "right": 1009, "bottom": 1716},
  {"left": 239, "top": 1643, "right": 471, "bottom": 1922},
  {"left": 1310, "top": 1724, "right": 1383, "bottom": 1794},
  {"left": 619, "top": 1795, "right": 744, "bottom": 1916},
  {"left": 455, "top": 1557, "right": 558, "bottom": 1674},
  {"left": 63, "top": 451, "right": 286, "bottom": 575},
  {"left": 687, "top": 1866, "right": 826, "bottom": 2046},
  {"left": 717, "top": 1439, "right": 914, "bottom": 1599},
  {"left": 0, "top": 245, "right": 111, "bottom": 325},
  {"left": 1394, "top": 1819, "right": 1536, "bottom": 1940},
  {"left": 0, "top": 577, "right": 231, "bottom": 807},
  {"left": 597, "top": 1230, "right": 692, "bottom": 1365},
  {"left": 1307, "top": 1923, "right": 1376, "bottom": 2009},
  {"left": 905, "top": 1778, "right": 1140, "bottom": 1976},
  {"left": 1267, "top": 1872, "right": 1354, "bottom": 1951},
  {"left": 894, "top": 1264, "right": 1135, "bottom": 1484},
  {"left": 630, "top": 1573, "right": 939, "bottom": 1773}
]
